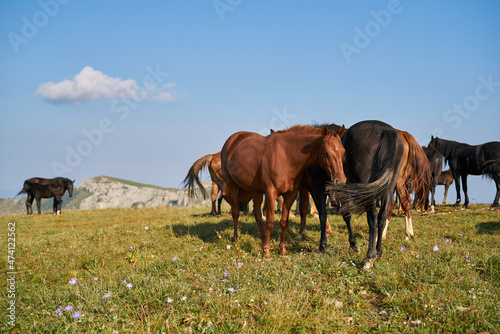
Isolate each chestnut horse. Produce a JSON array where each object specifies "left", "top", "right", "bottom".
[
  {"left": 382, "top": 130, "right": 431, "bottom": 240},
  {"left": 181, "top": 152, "right": 225, "bottom": 215},
  {"left": 221, "top": 124, "right": 346, "bottom": 258}
]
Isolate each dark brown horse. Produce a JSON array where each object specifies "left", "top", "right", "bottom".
[
  {"left": 18, "top": 177, "right": 74, "bottom": 214},
  {"left": 221, "top": 124, "right": 346, "bottom": 258},
  {"left": 382, "top": 130, "right": 431, "bottom": 240},
  {"left": 438, "top": 169, "right": 454, "bottom": 204},
  {"left": 328, "top": 120, "right": 406, "bottom": 270},
  {"left": 422, "top": 146, "right": 444, "bottom": 212},
  {"left": 428, "top": 136, "right": 500, "bottom": 208},
  {"left": 181, "top": 152, "right": 225, "bottom": 215}
]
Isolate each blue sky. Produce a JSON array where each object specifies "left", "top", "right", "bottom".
[{"left": 1, "top": 0, "right": 499, "bottom": 204}]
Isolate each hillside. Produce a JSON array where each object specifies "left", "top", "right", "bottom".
[{"left": 0, "top": 176, "right": 211, "bottom": 215}]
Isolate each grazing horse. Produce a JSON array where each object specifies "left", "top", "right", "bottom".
[
  {"left": 221, "top": 125, "right": 346, "bottom": 258},
  {"left": 382, "top": 130, "right": 431, "bottom": 240},
  {"left": 181, "top": 152, "right": 225, "bottom": 215},
  {"left": 328, "top": 120, "right": 405, "bottom": 270},
  {"left": 18, "top": 177, "right": 75, "bottom": 214},
  {"left": 438, "top": 169, "right": 454, "bottom": 204},
  {"left": 422, "top": 147, "right": 444, "bottom": 212},
  {"left": 428, "top": 136, "right": 500, "bottom": 208}
]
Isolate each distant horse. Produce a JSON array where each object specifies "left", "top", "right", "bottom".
[
  {"left": 18, "top": 177, "right": 75, "bottom": 214},
  {"left": 328, "top": 120, "right": 405, "bottom": 270},
  {"left": 438, "top": 169, "right": 454, "bottom": 204},
  {"left": 428, "top": 136, "right": 500, "bottom": 208},
  {"left": 221, "top": 124, "right": 346, "bottom": 258},
  {"left": 181, "top": 152, "right": 224, "bottom": 215},
  {"left": 422, "top": 147, "right": 444, "bottom": 212},
  {"left": 382, "top": 130, "right": 431, "bottom": 240}
]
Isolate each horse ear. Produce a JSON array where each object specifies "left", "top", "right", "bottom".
[
  {"left": 270, "top": 129, "right": 275, "bottom": 134},
  {"left": 337, "top": 124, "right": 346, "bottom": 138},
  {"left": 72, "top": 179, "right": 75, "bottom": 184},
  {"left": 321, "top": 124, "right": 329, "bottom": 137}
]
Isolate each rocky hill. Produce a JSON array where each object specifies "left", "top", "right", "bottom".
[{"left": 0, "top": 176, "right": 211, "bottom": 215}]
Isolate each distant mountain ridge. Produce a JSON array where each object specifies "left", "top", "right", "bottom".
[{"left": 0, "top": 176, "right": 210, "bottom": 215}]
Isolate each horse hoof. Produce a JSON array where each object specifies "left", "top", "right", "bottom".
[
  {"left": 294, "top": 233, "right": 305, "bottom": 241},
  {"left": 318, "top": 245, "right": 326, "bottom": 253},
  {"left": 363, "top": 259, "right": 375, "bottom": 271},
  {"left": 350, "top": 245, "right": 359, "bottom": 253},
  {"left": 232, "top": 236, "right": 239, "bottom": 242}
]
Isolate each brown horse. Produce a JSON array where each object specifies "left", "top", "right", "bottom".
[
  {"left": 382, "top": 129, "right": 431, "bottom": 240},
  {"left": 181, "top": 152, "right": 225, "bottom": 215},
  {"left": 438, "top": 169, "right": 454, "bottom": 204},
  {"left": 18, "top": 177, "right": 74, "bottom": 214},
  {"left": 221, "top": 124, "right": 346, "bottom": 258}
]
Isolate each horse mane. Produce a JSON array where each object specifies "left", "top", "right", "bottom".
[{"left": 433, "top": 138, "right": 471, "bottom": 163}]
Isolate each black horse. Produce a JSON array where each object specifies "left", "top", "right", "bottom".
[
  {"left": 296, "top": 121, "right": 404, "bottom": 270},
  {"left": 428, "top": 136, "right": 500, "bottom": 208},
  {"left": 18, "top": 177, "right": 75, "bottom": 214},
  {"left": 422, "top": 147, "right": 444, "bottom": 212}
]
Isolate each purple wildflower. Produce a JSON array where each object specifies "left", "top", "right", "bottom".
[
  {"left": 172, "top": 256, "right": 178, "bottom": 262},
  {"left": 103, "top": 293, "right": 111, "bottom": 299},
  {"left": 400, "top": 246, "right": 406, "bottom": 251},
  {"left": 72, "top": 311, "right": 83, "bottom": 319},
  {"left": 224, "top": 270, "right": 229, "bottom": 277},
  {"left": 433, "top": 245, "right": 440, "bottom": 252},
  {"left": 69, "top": 277, "right": 77, "bottom": 285},
  {"left": 64, "top": 305, "right": 73, "bottom": 312},
  {"left": 55, "top": 306, "right": 62, "bottom": 316}
]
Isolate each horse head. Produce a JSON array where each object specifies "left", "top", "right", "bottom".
[
  {"left": 66, "top": 178, "right": 75, "bottom": 197},
  {"left": 319, "top": 124, "right": 346, "bottom": 185},
  {"left": 428, "top": 135, "right": 440, "bottom": 150}
]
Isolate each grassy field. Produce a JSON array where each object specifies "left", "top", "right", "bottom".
[{"left": 1, "top": 204, "right": 499, "bottom": 333}]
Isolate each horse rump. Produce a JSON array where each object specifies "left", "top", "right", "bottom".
[{"left": 327, "top": 129, "right": 400, "bottom": 214}]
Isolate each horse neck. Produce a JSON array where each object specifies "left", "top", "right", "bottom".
[
  {"left": 437, "top": 140, "right": 470, "bottom": 160},
  {"left": 280, "top": 134, "right": 324, "bottom": 171}
]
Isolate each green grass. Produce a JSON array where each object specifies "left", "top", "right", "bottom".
[{"left": 1, "top": 204, "right": 499, "bottom": 333}]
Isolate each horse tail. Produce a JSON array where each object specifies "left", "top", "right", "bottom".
[
  {"left": 482, "top": 160, "right": 500, "bottom": 180},
  {"left": 181, "top": 153, "right": 214, "bottom": 199},
  {"left": 328, "top": 130, "right": 400, "bottom": 213},
  {"left": 17, "top": 181, "right": 29, "bottom": 196},
  {"left": 399, "top": 131, "right": 431, "bottom": 208}
]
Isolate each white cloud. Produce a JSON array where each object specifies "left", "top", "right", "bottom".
[{"left": 37, "top": 66, "right": 181, "bottom": 104}]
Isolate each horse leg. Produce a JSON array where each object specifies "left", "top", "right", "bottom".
[
  {"left": 430, "top": 177, "right": 438, "bottom": 212},
  {"left": 278, "top": 192, "right": 297, "bottom": 256},
  {"left": 461, "top": 174, "right": 469, "bottom": 208},
  {"left": 295, "top": 186, "right": 309, "bottom": 240},
  {"left": 364, "top": 204, "right": 379, "bottom": 271},
  {"left": 26, "top": 193, "right": 33, "bottom": 215},
  {"left": 453, "top": 174, "right": 461, "bottom": 206},
  {"left": 224, "top": 178, "right": 240, "bottom": 242},
  {"left": 252, "top": 193, "right": 265, "bottom": 241},
  {"left": 443, "top": 184, "right": 450, "bottom": 205},
  {"left": 56, "top": 196, "right": 62, "bottom": 215},
  {"left": 217, "top": 195, "right": 223, "bottom": 215},
  {"left": 397, "top": 185, "right": 414, "bottom": 240},
  {"left": 342, "top": 212, "right": 358, "bottom": 253},
  {"left": 382, "top": 196, "right": 395, "bottom": 241},
  {"left": 210, "top": 183, "right": 219, "bottom": 216},
  {"left": 36, "top": 197, "right": 42, "bottom": 214},
  {"left": 491, "top": 174, "right": 500, "bottom": 208},
  {"left": 263, "top": 190, "right": 278, "bottom": 258}
]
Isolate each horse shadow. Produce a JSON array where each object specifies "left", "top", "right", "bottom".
[{"left": 476, "top": 221, "right": 500, "bottom": 235}]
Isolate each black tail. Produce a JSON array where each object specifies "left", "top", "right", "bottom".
[
  {"left": 17, "top": 182, "right": 28, "bottom": 197},
  {"left": 328, "top": 130, "right": 399, "bottom": 214},
  {"left": 482, "top": 160, "right": 500, "bottom": 180}
]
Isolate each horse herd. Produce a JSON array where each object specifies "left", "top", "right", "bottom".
[
  {"left": 17, "top": 120, "right": 500, "bottom": 270},
  {"left": 182, "top": 120, "right": 500, "bottom": 270}
]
